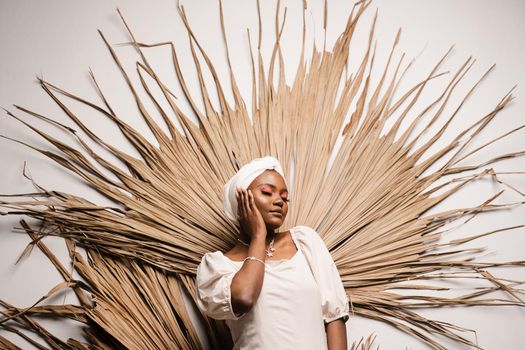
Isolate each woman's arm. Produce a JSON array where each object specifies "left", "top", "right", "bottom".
[
  {"left": 326, "top": 318, "right": 347, "bottom": 350},
  {"left": 230, "top": 188, "right": 267, "bottom": 315}
]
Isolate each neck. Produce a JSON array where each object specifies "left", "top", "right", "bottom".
[
  {"left": 266, "top": 230, "right": 276, "bottom": 243},
  {"left": 239, "top": 229, "right": 279, "bottom": 244},
  {"left": 266, "top": 227, "right": 277, "bottom": 241}
]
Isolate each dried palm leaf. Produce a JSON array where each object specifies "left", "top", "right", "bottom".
[{"left": 1, "top": 0, "right": 524, "bottom": 349}]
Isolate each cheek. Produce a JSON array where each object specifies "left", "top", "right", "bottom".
[{"left": 252, "top": 195, "right": 267, "bottom": 212}]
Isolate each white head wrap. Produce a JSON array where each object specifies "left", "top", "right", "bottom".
[{"left": 223, "top": 156, "right": 286, "bottom": 221}]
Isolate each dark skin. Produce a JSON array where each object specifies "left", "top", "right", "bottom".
[{"left": 225, "top": 170, "right": 347, "bottom": 350}]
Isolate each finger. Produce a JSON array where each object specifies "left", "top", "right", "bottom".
[
  {"left": 246, "top": 189, "right": 253, "bottom": 214},
  {"left": 242, "top": 188, "right": 250, "bottom": 215},
  {"left": 248, "top": 190, "right": 256, "bottom": 212},
  {"left": 236, "top": 188, "right": 245, "bottom": 218}
]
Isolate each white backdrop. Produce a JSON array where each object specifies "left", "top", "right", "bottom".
[{"left": 1, "top": 0, "right": 524, "bottom": 349}]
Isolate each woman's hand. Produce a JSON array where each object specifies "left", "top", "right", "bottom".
[
  {"left": 230, "top": 187, "right": 267, "bottom": 316},
  {"left": 236, "top": 187, "right": 266, "bottom": 239}
]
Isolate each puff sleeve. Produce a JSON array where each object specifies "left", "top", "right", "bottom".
[
  {"left": 292, "top": 226, "right": 350, "bottom": 324},
  {"left": 195, "top": 251, "right": 243, "bottom": 320}
]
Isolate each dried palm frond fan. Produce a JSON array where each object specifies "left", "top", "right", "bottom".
[{"left": 1, "top": 0, "right": 524, "bottom": 349}]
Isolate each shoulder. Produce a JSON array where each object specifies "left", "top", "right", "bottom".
[
  {"left": 290, "top": 225, "right": 329, "bottom": 253},
  {"left": 223, "top": 242, "right": 246, "bottom": 261},
  {"left": 197, "top": 251, "right": 236, "bottom": 277},
  {"left": 291, "top": 225, "right": 317, "bottom": 235},
  {"left": 291, "top": 225, "right": 323, "bottom": 243},
  {"left": 199, "top": 250, "right": 224, "bottom": 264}
]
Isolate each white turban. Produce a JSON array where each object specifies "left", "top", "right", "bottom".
[{"left": 223, "top": 156, "right": 286, "bottom": 221}]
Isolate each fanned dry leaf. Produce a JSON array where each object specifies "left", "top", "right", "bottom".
[
  {"left": 350, "top": 334, "right": 377, "bottom": 350},
  {"left": 1, "top": 0, "right": 524, "bottom": 349}
]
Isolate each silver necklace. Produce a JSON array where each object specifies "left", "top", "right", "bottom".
[{"left": 238, "top": 236, "right": 276, "bottom": 257}]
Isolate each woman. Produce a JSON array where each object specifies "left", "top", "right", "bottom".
[{"left": 196, "top": 157, "right": 349, "bottom": 349}]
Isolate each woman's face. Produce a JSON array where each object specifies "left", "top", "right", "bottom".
[{"left": 247, "top": 170, "right": 289, "bottom": 230}]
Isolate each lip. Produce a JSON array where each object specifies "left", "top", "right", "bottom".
[{"left": 269, "top": 210, "right": 283, "bottom": 217}]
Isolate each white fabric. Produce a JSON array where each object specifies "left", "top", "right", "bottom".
[
  {"left": 223, "top": 156, "right": 286, "bottom": 221},
  {"left": 196, "top": 226, "right": 349, "bottom": 349}
]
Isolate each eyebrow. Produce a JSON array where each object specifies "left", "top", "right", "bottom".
[{"left": 256, "top": 183, "right": 288, "bottom": 192}]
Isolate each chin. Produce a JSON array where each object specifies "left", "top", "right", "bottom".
[{"left": 265, "top": 216, "right": 285, "bottom": 230}]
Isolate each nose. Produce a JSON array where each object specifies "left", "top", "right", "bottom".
[{"left": 273, "top": 196, "right": 284, "bottom": 207}]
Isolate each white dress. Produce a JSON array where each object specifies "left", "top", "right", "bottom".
[{"left": 196, "top": 226, "right": 349, "bottom": 350}]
